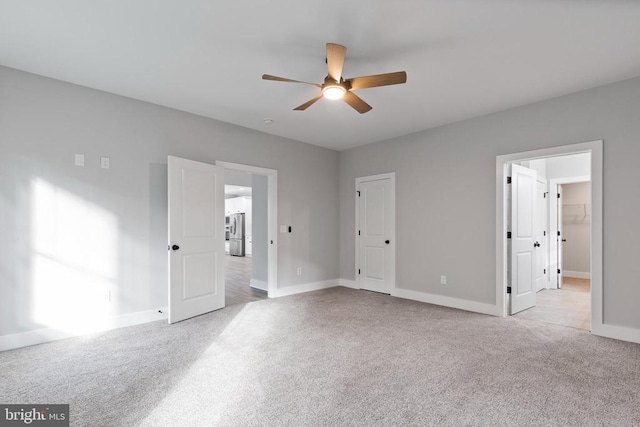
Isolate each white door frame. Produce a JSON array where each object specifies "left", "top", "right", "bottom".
[
  {"left": 216, "top": 161, "right": 278, "bottom": 297},
  {"left": 355, "top": 172, "right": 396, "bottom": 293},
  {"left": 495, "top": 140, "right": 603, "bottom": 334},
  {"left": 548, "top": 176, "right": 590, "bottom": 289}
]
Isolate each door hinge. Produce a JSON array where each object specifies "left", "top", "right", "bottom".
[
  {"left": 543, "top": 230, "right": 546, "bottom": 236},
  {"left": 507, "top": 231, "right": 511, "bottom": 239},
  {"left": 557, "top": 193, "right": 561, "bottom": 198},
  {"left": 557, "top": 231, "right": 561, "bottom": 236},
  {"left": 507, "top": 286, "right": 511, "bottom": 294},
  {"left": 358, "top": 269, "right": 361, "bottom": 275},
  {"left": 507, "top": 176, "right": 512, "bottom": 184},
  {"left": 557, "top": 269, "right": 561, "bottom": 274},
  {"left": 357, "top": 190, "right": 361, "bottom": 197},
  {"left": 544, "top": 268, "right": 546, "bottom": 274},
  {"left": 544, "top": 192, "right": 547, "bottom": 198},
  {"left": 358, "top": 230, "right": 361, "bottom": 236}
]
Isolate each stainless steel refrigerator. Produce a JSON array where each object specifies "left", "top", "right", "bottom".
[{"left": 229, "top": 213, "right": 245, "bottom": 256}]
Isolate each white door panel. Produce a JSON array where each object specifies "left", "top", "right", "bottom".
[
  {"left": 535, "top": 179, "right": 548, "bottom": 291},
  {"left": 168, "top": 156, "right": 225, "bottom": 323},
  {"left": 357, "top": 176, "right": 395, "bottom": 294},
  {"left": 182, "top": 253, "right": 217, "bottom": 300},
  {"left": 510, "top": 164, "right": 537, "bottom": 314}
]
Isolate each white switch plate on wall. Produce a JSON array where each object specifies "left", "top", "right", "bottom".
[
  {"left": 101, "top": 156, "right": 110, "bottom": 169},
  {"left": 75, "top": 154, "right": 85, "bottom": 167}
]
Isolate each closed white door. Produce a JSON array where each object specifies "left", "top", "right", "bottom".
[
  {"left": 535, "top": 179, "right": 548, "bottom": 291},
  {"left": 510, "top": 164, "right": 537, "bottom": 314},
  {"left": 557, "top": 184, "right": 564, "bottom": 289},
  {"left": 168, "top": 156, "right": 225, "bottom": 323},
  {"left": 357, "top": 175, "right": 395, "bottom": 294}
]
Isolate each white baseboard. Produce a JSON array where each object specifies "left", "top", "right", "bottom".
[
  {"left": 564, "top": 271, "right": 591, "bottom": 279},
  {"left": 391, "top": 288, "right": 502, "bottom": 317},
  {"left": 250, "top": 279, "right": 268, "bottom": 292},
  {"left": 339, "top": 278, "right": 359, "bottom": 289},
  {"left": 0, "top": 308, "right": 167, "bottom": 352},
  {"left": 591, "top": 323, "right": 640, "bottom": 345},
  {"left": 270, "top": 279, "right": 339, "bottom": 298}
]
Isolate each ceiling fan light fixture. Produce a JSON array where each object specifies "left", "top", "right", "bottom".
[{"left": 322, "top": 85, "right": 346, "bottom": 100}]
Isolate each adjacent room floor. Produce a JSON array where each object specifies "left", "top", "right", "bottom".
[
  {"left": 225, "top": 254, "right": 267, "bottom": 306},
  {"left": 2, "top": 287, "right": 638, "bottom": 426},
  {"left": 514, "top": 277, "right": 591, "bottom": 330}
]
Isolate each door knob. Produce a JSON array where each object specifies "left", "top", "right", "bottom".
[
  {"left": 534, "top": 241, "right": 540, "bottom": 248},
  {"left": 171, "top": 244, "right": 180, "bottom": 251},
  {"left": 561, "top": 239, "right": 567, "bottom": 242},
  {"left": 385, "top": 240, "right": 390, "bottom": 244}
]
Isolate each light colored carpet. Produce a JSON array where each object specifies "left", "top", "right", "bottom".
[{"left": 1, "top": 287, "right": 639, "bottom": 426}]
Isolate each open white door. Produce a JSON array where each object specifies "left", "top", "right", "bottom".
[
  {"left": 168, "top": 156, "right": 225, "bottom": 323},
  {"left": 535, "top": 178, "right": 548, "bottom": 292},
  {"left": 510, "top": 164, "right": 537, "bottom": 314},
  {"left": 557, "top": 184, "right": 564, "bottom": 289},
  {"left": 357, "top": 174, "right": 395, "bottom": 294}
]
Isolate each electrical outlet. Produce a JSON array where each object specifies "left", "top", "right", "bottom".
[
  {"left": 440, "top": 275, "right": 447, "bottom": 285},
  {"left": 297, "top": 267, "right": 302, "bottom": 276},
  {"left": 102, "top": 289, "right": 111, "bottom": 302}
]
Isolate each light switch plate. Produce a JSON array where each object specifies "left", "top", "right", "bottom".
[
  {"left": 101, "top": 157, "right": 110, "bottom": 169},
  {"left": 75, "top": 154, "right": 85, "bottom": 167}
]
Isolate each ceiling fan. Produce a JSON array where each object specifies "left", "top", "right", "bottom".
[{"left": 262, "top": 43, "right": 407, "bottom": 114}]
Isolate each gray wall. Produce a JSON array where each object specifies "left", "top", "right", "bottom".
[
  {"left": 546, "top": 153, "right": 590, "bottom": 179},
  {"left": 527, "top": 152, "right": 590, "bottom": 181},
  {"left": 0, "top": 66, "right": 339, "bottom": 336},
  {"left": 562, "top": 182, "right": 591, "bottom": 274},
  {"left": 340, "top": 75, "right": 640, "bottom": 330},
  {"left": 252, "top": 174, "right": 268, "bottom": 286}
]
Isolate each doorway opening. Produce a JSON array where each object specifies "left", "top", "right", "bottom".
[
  {"left": 224, "top": 174, "right": 267, "bottom": 306},
  {"left": 512, "top": 158, "right": 591, "bottom": 330},
  {"left": 495, "top": 140, "right": 603, "bottom": 335},
  {"left": 217, "top": 161, "right": 278, "bottom": 302}
]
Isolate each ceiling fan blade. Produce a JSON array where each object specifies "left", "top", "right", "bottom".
[
  {"left": 294, "top": 95, "right": 323, "bottom": 111},
  {"left": 346, "top": 71, "right": 407, "bottom": 90},
  {"left": 326, "top": 43, "right": 347, "bottom": 82},
  {"left": 343, "top": 91, "right": 372, "bottom": 114},
  {"left": 262, "top": 74, "right": 320, "bottom": 87}
]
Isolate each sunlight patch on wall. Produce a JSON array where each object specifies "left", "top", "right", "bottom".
[{"left": 31, "top": 178, "right": 118, "bottom": 334}]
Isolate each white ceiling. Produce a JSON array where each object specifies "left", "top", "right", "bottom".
[
  {"left": 2, "top": 1, "right": 640, "bottom": 151},
  {"left": 225, "top": 185, "right": 251, "bottom": 199}
]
